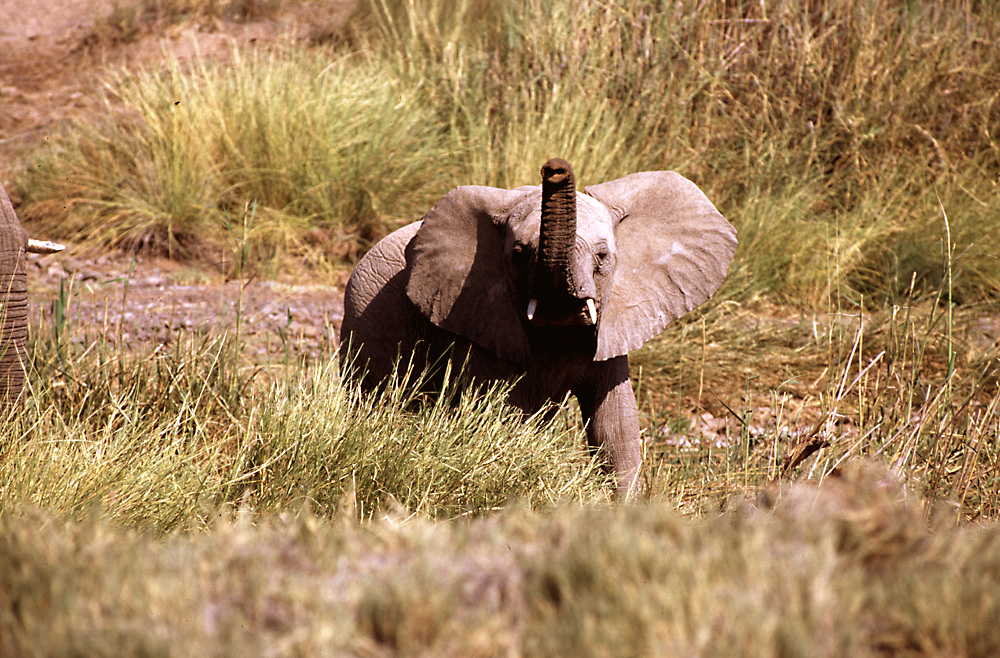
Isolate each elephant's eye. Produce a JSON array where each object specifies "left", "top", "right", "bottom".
[
  {"left": 512, "top": 243, "right": 532, "bottom": 265},
  {"left": 594, "top": 248, "right": 611, "bottom": 272}
]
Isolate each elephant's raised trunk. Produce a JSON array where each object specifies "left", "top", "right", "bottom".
[
  {"left": 527, "top": 158, "right": 597, "bottom": 326},
  {"left": 538, "top": 158, "right": 576, "bottom": 293}
]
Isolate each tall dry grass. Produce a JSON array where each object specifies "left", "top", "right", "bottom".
[
  {"left": 5, "top": 4, "right": 1000, "bottom": 651},
  {"left": 6, "top": 265, "right": 998, "bottom": 530},
  {"left": 20, "top": 51, "right": 456, "bottom": 266},
  {"left": 349, "top": 0, "right": 1000, "bottom": 304},
  {"left": 632, "top": 290, "right": 1000, "bottom": 521},
  {"left": 8, "top": 0, "right": 1000, "bottom": 527},
  {"left": 17, "top": 0, "right": 1000, "bottom": 303}
]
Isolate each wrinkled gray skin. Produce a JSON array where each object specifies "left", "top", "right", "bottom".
[
  {"left": 0, "top": 180, "right": 28, "bottom": 411},
  {"left": 341, "top": 160, "right": 737, "bottom": 498}
]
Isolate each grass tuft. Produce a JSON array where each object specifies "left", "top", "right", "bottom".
[
  {"left": 19, "top": 49, "right": 456, "bottom": 267},
  {"left": 1, "top": 299, "right": 608, "bottom": 533}
]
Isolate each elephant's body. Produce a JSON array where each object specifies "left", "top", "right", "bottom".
[
  {"left": 0, "top": 181, "right": 28, "bottom": 410},
  {"left": 340, "top": 223, "right": 486, "bottom": 392},
  {"left": 341, "top": 161, "right": 736, "bottom": 498},
  {"left": 343, "top": 219, "right": 643, "bottom": 492}
]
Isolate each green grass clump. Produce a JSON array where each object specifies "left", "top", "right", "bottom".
[
  {"left": 1, "top": 313, "right": 607, "bottom": 532},
  {"left": 19, "top": 50, "right": 455, "bottom": 267},
  {"left": 4, "top": 461, "right": 1000, "bottom": 657}
]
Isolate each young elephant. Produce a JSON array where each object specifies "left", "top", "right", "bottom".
[{"left": 341, "top": 159, "right": 736, "bottom": 498}]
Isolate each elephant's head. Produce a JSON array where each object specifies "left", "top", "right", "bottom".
[{"left": 405, "top": 159, "right": 737, "bottom": 364}]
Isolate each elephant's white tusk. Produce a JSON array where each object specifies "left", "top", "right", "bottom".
[
  {"left": 527, "top": 298, "right": 538, "bottom": 320},
  {"left": 27, "top": 238, "right": 65, "bottom": 254},
  {"left": 586, "top": 298, "right": 597, "bottom": 325}
]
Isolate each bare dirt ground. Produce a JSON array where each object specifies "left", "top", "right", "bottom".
[
  {"left": 2, "top": 0, "right": 355, "bottom": 359},
  {"left": 25, "top": 251, "right": 343, "bottom": 360}
]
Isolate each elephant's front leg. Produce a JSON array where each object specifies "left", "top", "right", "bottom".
[{"left": 574, "top": 355, "right": 643, "bottom": 500}]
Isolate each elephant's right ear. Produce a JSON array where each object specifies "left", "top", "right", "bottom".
[{"left": 406, "top": 185, "right": 536, "bottom": 366}]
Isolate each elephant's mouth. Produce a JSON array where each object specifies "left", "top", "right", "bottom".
[{"left": 526, "top": 296, "right": 597, "bottom": 327}]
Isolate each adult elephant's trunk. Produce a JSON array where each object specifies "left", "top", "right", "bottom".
[{"left": 0, "top": 181, "right": 28, "bottom": 410}]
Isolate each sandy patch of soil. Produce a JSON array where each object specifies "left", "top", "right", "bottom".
[{"left": 27, "top": 250, "right": 344, "bottom": 361}]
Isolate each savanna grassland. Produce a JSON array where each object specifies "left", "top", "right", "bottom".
[{"left": 3, "top": 0, "right": 1000, "bottom": 655}]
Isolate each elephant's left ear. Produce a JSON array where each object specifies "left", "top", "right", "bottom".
[
  {"left": 406, "top": 185, "right": 538, "bottom": 366},
  {"left": 585, "top": 171, "right": 737, "bottom": 361}
]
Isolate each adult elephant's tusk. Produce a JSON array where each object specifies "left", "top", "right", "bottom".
[
  {"left": 586, "top": 298, "right": 597, "bottom": 325},
  {"left": 526, "top": 298, "right": 538, "bottom": 320},
  {"left": 27, "top": 238, "right": 65, "bottom": 254}
]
